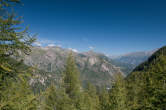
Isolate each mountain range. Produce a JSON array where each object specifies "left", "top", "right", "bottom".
[
  {"left": 111, "top": 49, "right": 156, "bottom": 74},
  {"left": 20, "top": 46, "right": 155, "bottom": 91}
]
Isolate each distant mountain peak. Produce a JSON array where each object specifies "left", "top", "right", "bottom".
[{"left": 133, "top": 46, "right": 166, "bottom": 72}]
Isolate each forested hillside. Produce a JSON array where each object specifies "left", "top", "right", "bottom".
[{"left": 126, "top": 46, "right": 166, "bottom": 109}]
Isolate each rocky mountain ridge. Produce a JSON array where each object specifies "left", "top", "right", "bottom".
[
  {"left": 21, "top": 46, "right": 155, "bottom": 91},
  {"left": 22, "top": 46, "right": 122, "bottom": 90}
]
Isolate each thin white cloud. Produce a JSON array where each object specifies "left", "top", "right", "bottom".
[
  {"left": 34, "top": 38, "right": 63, "bottom": 47},
  {"left": 34, "top": 41, "right": 42, "bottom": 46},
  {"left": 68, "top": 48, "right": 78, "bottom": 53}
]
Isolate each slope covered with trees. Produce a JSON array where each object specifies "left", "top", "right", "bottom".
[{"left": 126, "top": 46, "right": 166, "bottom": 110}]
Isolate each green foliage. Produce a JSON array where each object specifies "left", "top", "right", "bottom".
[
  {"left": 0, "top": 0, "right": 35, "bottom": 81},
  {"left": 0, "top": 0, "right": 37, "bottom": 110},
  {"left": 109, "top": 73, "right": 128, "bottom": 110},
  {"left": 63, "top": 52, "right": 81, "bottom": 99},
  {"left": 99, "top": 87, "right": 111, "bottom": 110},
  {"left": 41, "top": 84, "right": 76, "bottom": 110},
  {"left": 42, "top": 53, "right": 101, "bottom": 110},
  {"left": 83, "top": 83, "right": 100, "bottom": 110},
  {"left": 127, "top": 46, "right": 166, "bottom": 110},
  {"left": 63, "top": 53, "right": 86, "bottom": 110},
  {"left": 0, "top": 78, "right": 37, "bottom": 110}
]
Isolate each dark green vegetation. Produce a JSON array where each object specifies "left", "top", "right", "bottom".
[
  {"left": 0, "top": 0, "right": 166, "bottom": 110},
  {"left": 0, "top": 0, "right": 37, "bottom": 109},
  {"left": 126, "top": 46, "right": 166, "bottom": 110}
]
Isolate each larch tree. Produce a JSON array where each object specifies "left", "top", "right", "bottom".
[
  {"left": 0, "top": 0, "right": 37, "bottom": 109},
  {"left": 83, "top": 83, "right": 100, "bottom": 110},
  {"left": 99, "top": 87, "right": 111, "bottom": 110},
  {"left": 63, "top": 52, "right": 84, "bottom": 110},
  {"left": 109, "top": 73, "right": 128, "bottom": 110}
]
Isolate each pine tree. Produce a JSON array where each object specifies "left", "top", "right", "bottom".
[
  {"left": 109, "top": 73, "right": 127, "bottom": 110},
  {"left": 63, "top": 52, "right": 84, "bottom": 110},
  {"left": 42, "top": 84, "right": 76, "bottom": 110},
  {"left": 63, "top": 52, "right": 81, "bottom": 97},
  {"left": 0, "top": 0, "right": 35, "bottom": 86},
  {"left": 99, "top": 87, "right": 111, "bottom": 110},
  {"left": 0, "top": 67, "right": 38, "bottom": 110},
  {"left": 0, "top": 0, "right": 37, "bottom": 109},
  {"left": 42, "top": 84, "right": 57, "bottom": 110},
  {"left": 0, "top": 0, "right": 35, "bottom": 83},
  {"left": 0, "top": 0, "right": 35, "bottom": 59},
  {"left": 126, "top": 71, "right": 146, "bottom": 110},
  {"left": 83, "top": 83, "right": 100, "bottom": 110}
]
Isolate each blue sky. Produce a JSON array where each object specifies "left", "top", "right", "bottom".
[{"left": 16, "top": 0, "right": 166, "bottom": 55}]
